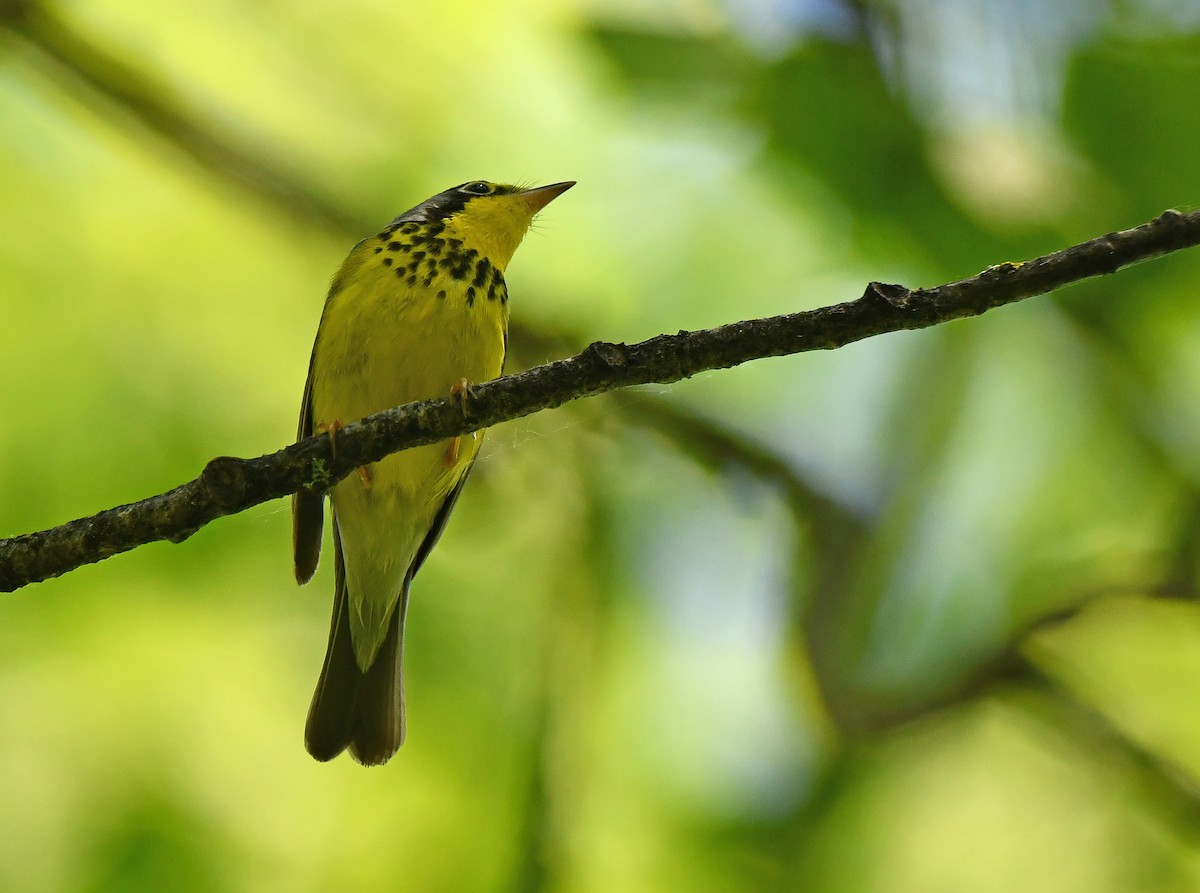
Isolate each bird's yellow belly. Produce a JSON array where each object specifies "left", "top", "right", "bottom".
[
  {"left": 309, "top": 270, "right": 506, "bottom": 665},
  {"left": 313, "top": 272, "right": 506, "bottom": 494}
]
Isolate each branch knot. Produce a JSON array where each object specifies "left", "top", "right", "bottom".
[
  {"left": 866, "top": 281, "right": 913, "bottom": 309},
  {"left": 200, "top": 456, "right": 248, "bottom": 511},
  {"left": 587, "top": 340, "right": 628, "bottom": 368}
]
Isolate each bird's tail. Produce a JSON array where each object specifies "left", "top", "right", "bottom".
[{"left": 305, "top": 524, "right": 408, "bottom": 766}]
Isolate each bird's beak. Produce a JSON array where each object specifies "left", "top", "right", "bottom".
[{"left": 520, "top": 181, "right": 575, "bottom": 213}]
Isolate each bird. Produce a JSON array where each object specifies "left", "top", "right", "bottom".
[{"left": 292, "top": 179, "right": 574, "bottom": 765}]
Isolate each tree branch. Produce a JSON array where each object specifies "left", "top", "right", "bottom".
[
  {"left": 0, "top": 0, "right": 890, "bottom": 536},
  {"left": 2, "top": 208, "right": 1198, "bottom": 591}
]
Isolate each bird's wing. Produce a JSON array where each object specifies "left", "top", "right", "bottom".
[
  {"left": 405, "top": 330, "right": 502, "bottom": 578},
  {"left": 292, "top": 338, "right": 325, "bottom": 583},
  {"left": 409, "top": 458, "right": 478, "bottom": 581},
  {"left": 304, "top": 520, "right": 358, "bottom": 760}
]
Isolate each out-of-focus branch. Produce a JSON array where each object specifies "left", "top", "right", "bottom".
[
  {"left": 617, "top": 392, "right": 857, "bottom": 523},
  {"left": 1, "top": 207, "right": 1199, "bottom": 590},
  {"left": 0, "top": 0, "right": 838, "bottom": 535},
  {"left": 778, "top": 583, "right": 1200, "bottom": 878},
  {"left": 0, "top": 0, "right": 365, "bottom": 234},
  {"left": 0, "top": 0, "right": 576, "bottom": 362}
]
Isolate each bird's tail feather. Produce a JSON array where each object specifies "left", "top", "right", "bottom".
[
  {"left": 304, "top": 524, "right": 407, "bottom": 766},
  {"left": 348, "top": 592, "right": 406, "bottom": 765}
]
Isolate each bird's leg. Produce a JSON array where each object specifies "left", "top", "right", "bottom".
[
  {"left": 450, "top": 378, "right": 471, "bottom": 410},
  {"left": 316, "top": 419, "right": 373, "bottom": 489},
  {"left": 315, "top": 419, "right": 343, "bottom": 455},
  {"left": 445, "top": 378, "right": 471, "bottom": 468}
]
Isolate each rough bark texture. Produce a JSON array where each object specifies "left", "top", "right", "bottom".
[{"left": 2, "top": 208, "right": 1198, "bottom": 591}]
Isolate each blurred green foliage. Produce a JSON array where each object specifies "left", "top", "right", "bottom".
[{"left": 2, "top": 0, "right": 1200, "bottom": 890}]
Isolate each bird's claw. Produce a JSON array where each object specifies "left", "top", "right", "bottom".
[
  {"left": 445, "top": 379, "right": 473, "bottom": 467},
  {"left": 315, "top": 419, "right": 344, "bottom": 456},
  {"left": 318, "top": 418, "right": 374, "bottom": 488},
  {"left": 450, "top": 378, "right": 471, "bottom": 413}
]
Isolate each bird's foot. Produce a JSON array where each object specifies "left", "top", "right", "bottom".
[
  {"left": 317, "top": 419, "right": 373, "bottom": 488},
  {"left": 444, "top": 379, "right": 472, "bottom": 468},
  {"left": 315, "top": 419, "right": 344, "bottom": 456},
  {"left": 450, "top": 378, "right": 471, "bottom": 413},
  {"left": 357, "top": 464, "right": 375, "bottom": 489}
]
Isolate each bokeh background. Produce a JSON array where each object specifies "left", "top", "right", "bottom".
[{"left": 2, "top": 0, "right": 1200, "bottom": 890}]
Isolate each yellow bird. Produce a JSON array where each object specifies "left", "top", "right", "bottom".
[{"left": 293, "top": 179, "right": 574, "bottom": 765}]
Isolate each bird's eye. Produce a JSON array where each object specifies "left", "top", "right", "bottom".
[{"left": 461, "top": 181, "right": 493, "bottom": 195}]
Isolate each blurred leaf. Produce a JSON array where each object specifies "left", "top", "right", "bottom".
[
  {"left": 3, "top": 1, "right": 1200, "bottom": 891},
  {"left": 588, "top": 25, "right": 752, "bottom": 94},
  {"left": 1064, "top": 35, "right": 1200, "bottom": 222},
  {"left": 82, "top": 798, "right": 231, "bottom": 893}
]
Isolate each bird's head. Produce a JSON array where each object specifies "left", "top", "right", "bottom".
[{"left": 393, "top": 180, "right": 575, "bottom": 270}]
